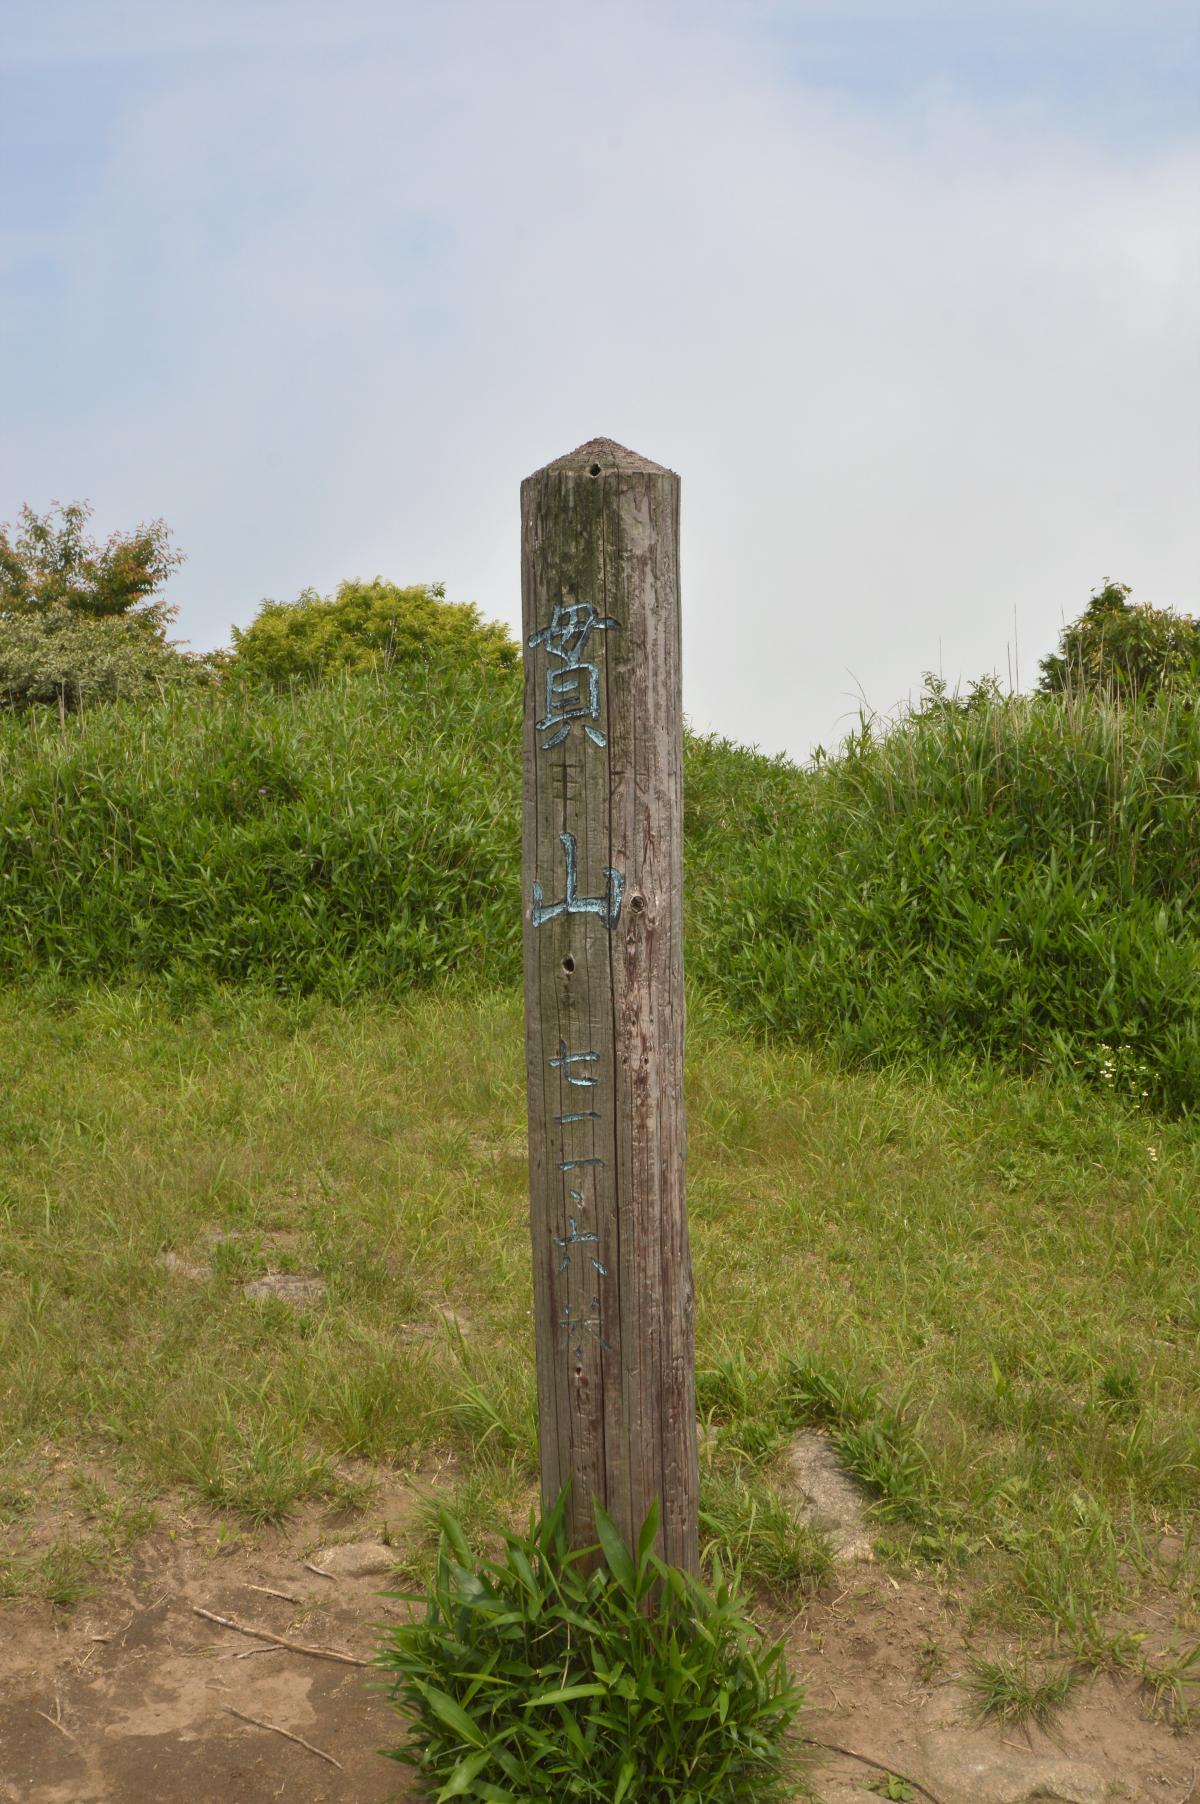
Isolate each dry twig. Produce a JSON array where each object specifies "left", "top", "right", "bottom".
[
  {"left": 222, "top": 1704, "right": 343, "bottom": 1770},
  {"left": 36, "top": 1708, "right": 75, "bottom": 1741},
  {"left": 245, "top": 1583, "right": 302, "bottom": 1604},
  {"left": 192, "top": 1606, "right": 367, "bottom": 1667},
  {"left": 304, "top": 1560, "right": 336, "bottom": 1580},
  {"left": 803, "top": 1736, "right": 948, "bottom": 1804}
]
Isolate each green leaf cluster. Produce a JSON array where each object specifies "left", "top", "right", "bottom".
[
  {"left": 229, "top": 579, "right": 517, "bottom": 687},
  {"left": 377, "top": 1492, "right": 802, "bottom": 1802}
]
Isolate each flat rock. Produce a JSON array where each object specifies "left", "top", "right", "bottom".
[
  {"left": 786, "top": 1432, "right": 873, "bottom": 1561},
  {"left": 915, "top": 1729, "right": 1122, "bottom": 1804},
  {"left": 309, "top": 1541, "right": 396, "bottom": 1579},
  {"left": 242, "top": 1273, "right": 327, "bottom": 1307}
]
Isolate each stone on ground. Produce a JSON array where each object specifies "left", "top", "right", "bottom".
[
  {"left": 309, "top": 1540, "right": 397, "bottom": 1579},
  {"left": 915, "top": 1728, "right": 1125, "bottom": 1804},
  {"left": 242, "top": 1273, "right": 327, "bottom": 1306},
  {"left": 786, "top": 1432, "right": 873, "bottom": 1561}
]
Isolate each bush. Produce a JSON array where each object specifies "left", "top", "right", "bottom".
[
  {"left": 229, "top": 578, "right": 517, "bottom": 687},
  {"left": 0, "top": 609, "right": 196, "bottom": 712},
  {"left": 1038, "top": 581, "right": 1200, "bottom": 701},
  {"left": 377, "top": 1494, "right": 802, "bottom": 1803}
]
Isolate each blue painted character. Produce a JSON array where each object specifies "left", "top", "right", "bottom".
[
  {"left": 554, "top": 1205, "right": 608, "bottom": 1278},
  {"left": 559, "top": 1297, "right": 612, "bottom": 1357},
  {"left": 528, "top": 602, "right": 620, "bottom": 750},
  {"left": 548, "top": 1042, "right": 601, "bottom": 1123},
  {"left": 532, "top": 832, "right": 623, "bottom": 930},
  {"left": 548, "top": 1041, "right": 598, "bottom": 1086}
]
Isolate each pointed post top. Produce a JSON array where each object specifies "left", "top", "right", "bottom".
[{"left": 528, "top": 436, "right": 676, "bottom": 481}]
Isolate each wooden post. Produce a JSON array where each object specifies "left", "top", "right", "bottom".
[{"left": 521, "top": 437, "right": 698, "bottom": 1572}]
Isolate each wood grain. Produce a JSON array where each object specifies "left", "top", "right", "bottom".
[{"left": 521, "top": 437, "right": 698, "bottom": 1572}]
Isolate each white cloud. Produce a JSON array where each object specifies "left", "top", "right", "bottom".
[{"left": 2, "top": 1, "right": 1196, "bottom": 754}]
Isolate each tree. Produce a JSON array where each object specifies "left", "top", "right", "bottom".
[
  {"left": 1038, "top": 582, "right": 1200, "bottom": 702},
  {"left": 229, "top": 578, "right": 518, "bottom": 686},
  {"left": 0, "top": 501, "right": 190, "bottom": 712},
  {"left": 0, "top": 500, "right": 183, "bottom": 630}
]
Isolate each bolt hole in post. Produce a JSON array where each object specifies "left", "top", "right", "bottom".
[
  {"left": 630, "top": 893, "right": 645, "bottom": 913},
  {"left": 562, "top": 954, "right": 575, "bottom": 973},
  {"left": 588, "top": 463, "right": 601, "bottom": 476}
]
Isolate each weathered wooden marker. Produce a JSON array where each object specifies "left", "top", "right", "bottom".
[{"left": 521, "top": 437, "right": 698, "bottom": 1571}]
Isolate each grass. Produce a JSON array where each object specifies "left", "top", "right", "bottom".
[
  {"left": 0, "top": 981, "right": 1197, "bottom": 1656},
  {"left": 687, "top": 687, "right": 1200, "bottom": 1115},
  {"left": 0, "top": 1539, "right": 104, "bottom": 1608},
  {"left": 2, "top": 669, "right": 1198, "bottom": 1107},
  {"left": 377, "top": 1493, "right": 803, "bottom": 1803},
  {"left": 0, "top": 668, "right": 523, "bottom": 999},
  {"left": 965, "top": 1656, "right": 1081, "bottom": 1725},
  {"left": 1139, "top": 1639, "right": 1200, "bottom": 1728},
  {"left": 699, "top": 1470, "right": 833, "bottom": 1601},
  {"left": 0, "top": 1476, "right": 157, "bottom": 1606}
]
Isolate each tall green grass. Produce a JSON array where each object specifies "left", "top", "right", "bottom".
[
  {"left": 2, "top": 672, "right": 1197, "bottom": 1107},
  {"left": 0, "top": 668, "right": 522, "bottom": 999},
  {"left": 687, "top": 691, "right": 1200, "bottom": 1113}
]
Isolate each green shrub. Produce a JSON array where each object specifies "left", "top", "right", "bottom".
[
  {"left": 377, "top": 1493, "right": 802, "bottom": 1803},
  {"left": 1039, "top": 582, "right": 1200, "bottom": 701},
  {"left": 0, "top": 500, "right": 192, "bottom": 712},
  {"left": 229, "top": 578, "right": 517, "bottom": 686},
  {"left": 0, "top": 609, "right": 196, "bottom": 712}
]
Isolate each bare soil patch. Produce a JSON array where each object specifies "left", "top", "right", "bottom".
[
  {"left": 0, "top": 1469, "right": 427, "bottom": 1803},
  {"left": 792, "top": 1571, "right": 1198, "bottom": 1802},
  {"left": 1, "top": 1480, "right": 1195, "bottom": 1804}
]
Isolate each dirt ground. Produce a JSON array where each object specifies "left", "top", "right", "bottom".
[
  {"left": 793, "top": 1576, "right": 1198, "bottom": 1803},
  {"left": 0, "top": 1476, "right": 1195, "bottom": 1804}
]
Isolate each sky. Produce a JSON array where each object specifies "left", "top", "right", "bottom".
[{"left": 2, "top": 0, "right": 1197, "bottom": 759}]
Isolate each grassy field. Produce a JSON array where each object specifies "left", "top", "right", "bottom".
[{"left": 2, "top": 982, "right": 1196, "bottom": 1683}]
